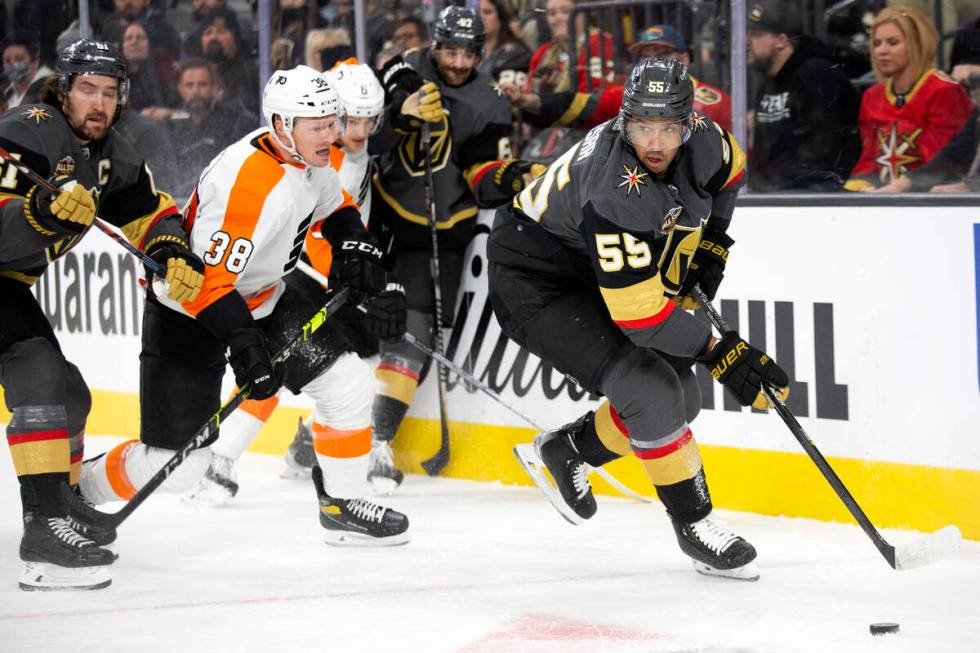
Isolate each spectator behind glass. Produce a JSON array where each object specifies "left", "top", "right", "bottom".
[
  {"left": 527, "top": 0, "right": 614, "bottom": 93},
  {"left": 305, "top": 28, "right": 355, "bottom": 72},
  {"left": 121, "top": 21, "right": 179, "bottom": 121},
  {"left": 478, "top": 0, "right": 532, "bottom": 83},
  {"left": 186, "top": 6, "right": 260, "bottom": 117},
  {"left": 391, "top": 16, "right": 430, "bottom": 54},
  {"left": 846, "top": 5, "right": 973, "bottom": 190},
  {"left": 745, "top": 0, "right": 861, "bottom": 192},
  {"left": 628, "top": 25, "right": 732, "bottom": 131},
  {"left": 162, "top": 59, "right": 258, "bottom": 200},
  {"left": 1, "top": 32, "right": 52, "bottom": 109},
  {"left": 185, "top": 0, "right": 257, "bottom": 58},
  {"left": 102, "top": 0, "right": 181, "bottom": 60}
]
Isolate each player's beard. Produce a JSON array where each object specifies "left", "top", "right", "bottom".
[
  {"left": 437, "top": 63, "right": 472, "bottom": 87},
  {"left": 64, "top": 97, "right": 112, "bottom": 142}
]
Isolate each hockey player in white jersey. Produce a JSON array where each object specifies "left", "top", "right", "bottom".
[
  {"left": 78, "top": 66, "right": 410, "bottom": 546},
  {"left": 181, "top": 59, "right": 408, "bottom": 505}
]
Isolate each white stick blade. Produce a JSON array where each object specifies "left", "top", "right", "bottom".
[{"left": 894, "top": 525, "right": 962, "bottom": 571}]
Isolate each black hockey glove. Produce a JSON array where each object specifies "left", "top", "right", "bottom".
[
  {"left": 363, "top": 283, "right": 407, "bottom": 341},
  {"left": 494, "top": 160, "right": 548, "bottom": 196},
  {"left": 697, "top": 331, "right": 789, "bottom": 411},
  {"left": 678, "top": 227, "right": 734, "bottom": 309},
  {"left": 227, "top": 328, "right": 281, "bottom": 401},
  {"left": 380, "top": 55, "right": 428, "bottom": 130},
  {"left": 145, "top": 235, "right": 205, "bottom": 303},
  {"left": 24, "top": 176, "right": 97, "bottom": 236},
  {"left": 328, "top": 232, "right": 387, "bottom": 303}
]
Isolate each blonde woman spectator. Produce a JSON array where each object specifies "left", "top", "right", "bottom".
[{"left": 846, "top": 5, "right": 973, "bottom": 190}]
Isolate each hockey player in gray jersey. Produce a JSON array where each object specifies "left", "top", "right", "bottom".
[
  {"left": 368, "top": 6, "right": 544, "bottom": 485},
  {"left": 0, "top": 39, "right": 204, "bottom": 590},
  {"left": 490, "top": 58, "right": 789, "bottom": 580}
]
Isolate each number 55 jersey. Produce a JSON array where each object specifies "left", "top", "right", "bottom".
[{"left": 489, "top": 114, "right": 745, "bottom": 360}]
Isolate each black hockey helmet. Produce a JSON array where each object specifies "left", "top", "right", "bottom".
[
  {"left": 432, "top": 6, "right": 486, "bottom": 53},
  {"left": 56, "top": 39, "right": 129, "bottom": 105},
  {"left": 617, "top": 58, "right": 694, "bottom": 148}
]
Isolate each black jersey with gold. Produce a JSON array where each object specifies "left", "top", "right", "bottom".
[
  {"left": 0, "top": 102, "right": 184, "bottom": 284},
  {"left": 373, "top": 49, "right": 515, "bottom": 251},
  {"left": 504, "top": 115, "right": 745, "bottom": 358}
]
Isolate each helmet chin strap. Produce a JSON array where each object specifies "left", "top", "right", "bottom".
[{"left": 270, "top": 119, "right": 310, "bottom": 166}]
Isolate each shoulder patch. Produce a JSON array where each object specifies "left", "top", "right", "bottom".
[
  {"left": 690, "top": 112, "right": 707, "bottom": 133},
  {"left": 694, "top": 85, "right": 721, "bottom": 105},
  {"left": 22, "top": 106, "right": 52, "bottom": 125}
]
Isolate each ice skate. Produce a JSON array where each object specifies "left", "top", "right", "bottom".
[
  {"left": 513, "top": 418, "right": 597, "bottom": 525},
  {"left": 181, "top": 453, "right": 238, "bottom": 507},
  {"left": 367, "top": 440, "right": 403, "bottom": 495},
  {"left": 62, "top": 483, "right": 117, "bottom": 549},
  {"left": 18, "top": 513, "right": 113, "bottom": 591},
  {"left": 312, "top": 465, "right": 409, "bottom": 546},
  {"left": 281, "top": 417, "right": 316, "bottom": 479},
  {"left": 672, "top": 515, "right": 759, "bottom": 581}
]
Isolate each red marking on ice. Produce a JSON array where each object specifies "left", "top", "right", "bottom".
[{"left": 459, "top": 613, "right": 672, "bottom": 652}]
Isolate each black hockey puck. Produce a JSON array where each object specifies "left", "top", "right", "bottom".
[{"left": 870, "top": 623, "right": 900, "bottom": 636}]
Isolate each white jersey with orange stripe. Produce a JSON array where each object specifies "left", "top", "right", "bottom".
[
  {"left": 332, "top": 145, "right": 372, "bottom": 223},
  {"left": 162, "top": 128, "right": 354, "bottom": 320}
]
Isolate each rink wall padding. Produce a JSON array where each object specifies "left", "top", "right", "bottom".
[{"left": 1, "top": 202, "right": 978, "bottom": 540}]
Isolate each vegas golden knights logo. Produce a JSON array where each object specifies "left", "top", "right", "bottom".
[{"left": 397, "top": 114, "right": 451, "bottom": 177}]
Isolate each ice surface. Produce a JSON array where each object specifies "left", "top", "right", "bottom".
[{"left": 0, "top": 436, "right": 977, "bottom": 653}]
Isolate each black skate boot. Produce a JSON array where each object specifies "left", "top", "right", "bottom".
[
  {"left": 19, "top": 512, "right": 114, "bottom": 591},
  {"left": 281, "top": 417, "right": 316, "bottom": 479},
  {"left": 672, "top": 514, "right": 759, "bottom": 581},
  {"left": 61, "top": 483, "right": 117, "bottom": 549},
  {"left": 367, "top": 440, "right": 404, "bottom": 495},
  {"left": 182, "top": 453, "right": 238, "bottom": 507},
  {"left": 514, "top": 416, "right": 596, "bottom": 525},
  {"left": 312, "top": 465, "right": 409, "bottom": 546}
]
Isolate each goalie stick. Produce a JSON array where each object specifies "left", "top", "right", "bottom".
[
  {"left": 67, "top": 287, "right": 351, "bottom": 530},
  {"left": 692, "top": 286, "right": 961, "bottom": 570}
]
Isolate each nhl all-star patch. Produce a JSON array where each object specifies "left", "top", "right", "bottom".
[
  {"left": 660, "top": 206, "right": 683, "bottom": 234},
  {"left": 54, "top": 155, "right": 75, "bottom": 177},
  {"left": 618, "top": 164, "right": 648, "bottom": 197},
  {"left": 23, "top": 106, "right": 52, "bottom": 125}
]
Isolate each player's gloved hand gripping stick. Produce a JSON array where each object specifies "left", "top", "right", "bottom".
[
  {"left": 692, "top": 285, "right": 961, "bottom": 570},
  {"left": 66, "top": 287, "right": 351, "bottom": 530}
]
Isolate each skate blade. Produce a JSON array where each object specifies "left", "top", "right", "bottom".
[
  {"left": 19, "top": 562, "right": 112, "bottom": 591},
  {"left": 180, "top": 485, "right": 234, "bottom": 508},
  {"left": 322, "top": 530, "right": 410, "bottom": 547},
  {"left": 692, "top": 560, "right": 760, "bottom": 581},
  {"left": 513, "top": 444, "right": 583, "bottom": 526}
]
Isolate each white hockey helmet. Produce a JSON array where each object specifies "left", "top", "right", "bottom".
[
  {"left": 262, "top": 65, "right": 342, "bottom": 162},
  {"left": 327, "top": 59, "right": 384, "bottom": 134}
]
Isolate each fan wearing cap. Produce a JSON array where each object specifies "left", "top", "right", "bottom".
[
  {"left": 488, "top": 59, "right": 788, "bottom": 581},
  {"left": 77, "top": 65, "right": 412, "bottom": 548},
  {"left": 0, "top": 38, "right": 203, "bottom": 590},
  {"left": 499, "top": 25, "right": 731, "bottom": 133},
  {"left": 745, "top": 0, "right": 862, "bottom": 192}
]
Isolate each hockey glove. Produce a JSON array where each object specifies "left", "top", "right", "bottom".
[
  {"left": 328, "top": 232, "right": 387, "bottom": 303},
  {"left": 363, "top": 283, "right": 407, "bottom": 341},
  {"left": 380, "top": 55, "right": 423, "bottom": 103},
  {"left": 227, "top": 328, "right": 280, "bottom": 401},
  {"left": 678, "top": 227, "right": 734, "bottom": 310},
  {"left": 494, "top": 160, "right": 548, "bottom": 195},
  {"left": 24, "top": 177, "right": 97, "bottom": 236},
  {"left": 697, "top": 331, "right": 789, "bottom": 411},
  {"left": 145, "top": 236, "right": 205, "bottom": 303},
  {"left": 400, "top": 82, "right": 444, "bottom": 124}
]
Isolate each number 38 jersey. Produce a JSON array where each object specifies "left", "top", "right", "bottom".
[
  {"left": 162, "top": 128, "right": 355, "bottom": 321},
  {"left": 509, "top": 115, "right": 745, "bottom": 357}
]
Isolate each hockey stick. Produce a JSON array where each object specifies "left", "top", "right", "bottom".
[
  {"left": 692, "top": 286, "right": 961, "bottom": 570},
  {"left": 0, "top": 145, "right": 163, "bottom": 275},
  {"left": 402, "top": 332, "right": 653, "bottom": 503},
  {"left": 419, "top": 113, "right": 452, "bottom": 477},
  {"left": 69, "top": 287, "right": 351, "bottom": 530},
  {"left": 293, "top": 259, "right": 648, "bottom": 501}
]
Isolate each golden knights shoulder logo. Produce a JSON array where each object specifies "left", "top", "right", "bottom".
[
  {"left": 618, "top": 164, "right": 647, "bottom": 197},
  {"left": 23, "top": 106, "right": 52, "bottom": 125}
]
